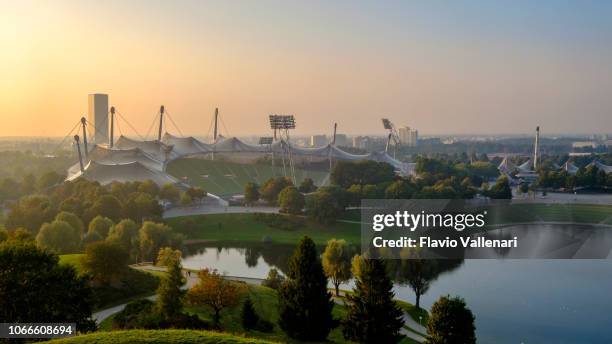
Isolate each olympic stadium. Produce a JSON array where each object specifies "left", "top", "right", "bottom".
[{"left": 65, "top": 100, "right": 415, "bottom": 197}]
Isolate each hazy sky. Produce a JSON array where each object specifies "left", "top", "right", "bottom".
[{"left": 1, "top": 0, "right": 611, "bottom": 137}]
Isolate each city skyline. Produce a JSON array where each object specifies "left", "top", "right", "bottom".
[{"left": 1, "top": 0, "right": 612, "bottom": 137}]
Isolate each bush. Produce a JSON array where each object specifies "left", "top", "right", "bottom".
[
  {"left": 112, "top": 299, "right": 209, "bottom": 330},
  {"left": 261, "top": 268, "right": 285, "bottom": 290}
]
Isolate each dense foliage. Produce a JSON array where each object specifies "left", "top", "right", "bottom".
[
  {"left": 343, "top": 256, "right": 404, "bottom": 343},
  {"left": 0, "top": 241, "right": 96, "bottom": 331},
  {"left": 425, "top": 296, "right": 476, "bottom": 344},
  {"left": 278, "top": 236, "right": 335, "bottom": 340}
]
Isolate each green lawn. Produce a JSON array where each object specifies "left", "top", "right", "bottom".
[
  {"left": 166, "top": 158, "right": 329, "bottom": 196},
  {"left": 59, "top": 254, "right": 160, "bottom": 311},
  {"left": 166, "top": 213, "right": 361, "bottom": 246},
  {"left": 44, "top": 329, "right": 277, "bottom": 344}
]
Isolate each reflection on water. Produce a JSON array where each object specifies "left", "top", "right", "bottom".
[{"left": 182, "top": 230, "right": 612, "bottom": 343}]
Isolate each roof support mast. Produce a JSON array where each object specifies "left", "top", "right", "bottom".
[
  {"left": 213, "top": 108, "right": 219, "bottom": 142},
  {"left": 74, "top": 135, "right": 84, "bottom": 172},
  {"left": 533, "top": 126, "right": 540, "bottom": 170},
  {"left": 109, "top": 106, "right": 115, "bottom": 148},
  {"left": 80, "top": 117, "right": 88, "bottom": 159},
  {"left": 158, "top": 105, "right": 164, "bottom": 142},
  {"left": 332, "top": 123, "right": 337, "bottom": 145}
]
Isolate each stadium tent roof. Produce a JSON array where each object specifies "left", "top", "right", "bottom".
[
  {"left": 67, "top": 145, "right": 165, "bottom": 179},
  {"left": 162, "top": 133, "right": 414, "bottom": 173},
  {"left": 588, "top": 160, "right": 612, "bottom": 173},
  {"left": 66, "top": 160, "right": 179, "bottom": 186},
  {"left": 517, "top": 159, "right": 534, "bottom": 173},
  {"left": 162, "top": 133, "right": 213, "bottom": 155},
  {"left": 115, "top": 135, "right": 180, "bottom": 161},
  {"left": 561, "top": 161, "right": 579, "bottom": 175},
  {"left": 498, "top": 157, "right": 517, "bottom": 174}
]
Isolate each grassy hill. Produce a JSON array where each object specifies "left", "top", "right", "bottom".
[
  {"left": 166, "top": 158, "right": 329, "bottom": 196},
  {"left": 44, "top": 329, "right": 277, "bottom": 343}
]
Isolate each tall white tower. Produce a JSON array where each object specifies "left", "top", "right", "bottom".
[{"left": 88, "top": 94, "right": 109, "bottom": 145}]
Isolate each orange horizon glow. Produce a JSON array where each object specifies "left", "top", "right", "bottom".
[{"left": 1, "top": 1, "right": 611, "bottom": 137}]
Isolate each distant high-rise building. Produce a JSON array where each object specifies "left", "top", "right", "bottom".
[
  {"left": 88, "top": 94, "right": 109, "bottom": 145},
  {"left": 352, "top": 136, "right": 370, "bottom": 149},
  {"left": 310, "top": 134, "right": 327, "bottom": 147},
  {"left": 335, "top": 134, "right": 348, "bottom": 147},
  {"left": 398, "top": 126, "right": 418, "bottom": 147}
]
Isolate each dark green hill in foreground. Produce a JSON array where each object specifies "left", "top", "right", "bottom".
[{"left": 45, "top": 329, "right": 277, "bottom": 344}]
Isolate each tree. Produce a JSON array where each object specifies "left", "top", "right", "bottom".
[
  {"left": 396, "top": 249, "right": 435, "bottom": 309},
  {"left": 139, "top": 221, "right": 183, "bottom": 262},
  {"left": 385, "top": 179, "right": 416, "bottom": 199},
  {"left": 55, "top": 211, "right": 85, "bottom": 236},
  {"left": 84, "top": 194, "right": 123, "bottom": 223},
  {"left": 322, "top": 239, "right": 352, "bottom": 296},
  {"left": 156, "top": 247, "right": 182, "bottom": 267},
  {"left": 107, "top": 219, "right": 140, "bottom": 261},
  {"left": 278, "top": 186, "right": 305, "bottom": 215},
  {"left": 37, "top": 171, "right": 65, "bottom": 190},
  {"left": 187, "top": 268, "right": 245, "bottom": 326},
  {"left": 298, "top": 177, "right": 317, "bottom": 193},
  {"left": 306, "top": 191, "right": 342, "bottom": 224},
  {"left": 262, "top": 268, "right": 285, "bottom": 290},
  {"left": 343, "top": 256, "right": 404, "bottom": 343},
  {"left": 260, "top": 177, "right": 293, "bottom": 205},
  {"left": 180, "top": 192, "right": 193, "bottom": 206},
  {"left": 244, "top": 182, "right": 260, "bottom": 206},
  {"left": 81, "top": 241, "right": 129, "bottom": 285},
  {"left": 241, "top": 296, "right": 259, "bottom": 330},
  {"left": 36, "top": 220, "right": 81, "bottom": 254},
  {"left": 331, "top": 160, "right": 395, "bottom": 188},
  {"left": 278, "top": 236, "right": 334, "bottom": 340},
  {"left": 159, "top": 184, "right": 181, "bottom": 203},
  {"left": 156, "top": 255, "right": 186, "bottom": 319},
  {"left": 425, "top": 296, "right": 476, "bottom": 344},
  {"left": 486, "top": 176, "right": 512, "bottom": 199},
  {"left": 122, "top": 192, "right": 163, "bottom": 222},
  {"left": 88, "top": 215, "right": 115, "bottom": 239},
  {"left": 5, "top": 194, "right": 55, "bottom": 234},
  {"left": 0, "top": 242, "right": 96, "bottom": 331},
  {"left": 186, "top": 187, "right": 207, "bottom": 203},
  {"left": 138, "top": 179, "right": 160, "bottom": 197}
]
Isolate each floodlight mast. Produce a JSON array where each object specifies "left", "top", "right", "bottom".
[
  {"left": 269, "top": 115, "right": 297, "bottom": 184},
  {"left": 381, "top": 118, "right": 401, "bottom": 158},
  {"left": 259, "top": 136, "right": 275, "bottom": 174}
]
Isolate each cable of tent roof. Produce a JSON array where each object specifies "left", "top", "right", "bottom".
[{"left": 115, "top": 110, "right": 147, "bottom": 141}]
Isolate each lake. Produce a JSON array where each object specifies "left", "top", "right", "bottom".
[{"left": 182, "top": 226, "right": 612, "bottom": 344}]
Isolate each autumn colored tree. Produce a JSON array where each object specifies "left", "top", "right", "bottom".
[
  {"left": 156, "top": 247, "right": 182, "bottom": 267},
  {"left": 322, "top": 238, "right": 352, "bottom": 296},
  {"left": 187, "top": 268, "right": 245, "bottom": 326}
]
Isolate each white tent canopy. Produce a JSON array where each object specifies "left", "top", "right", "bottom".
[{"left": 67, "top": 160, "right": 179, "bottom": 186}]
